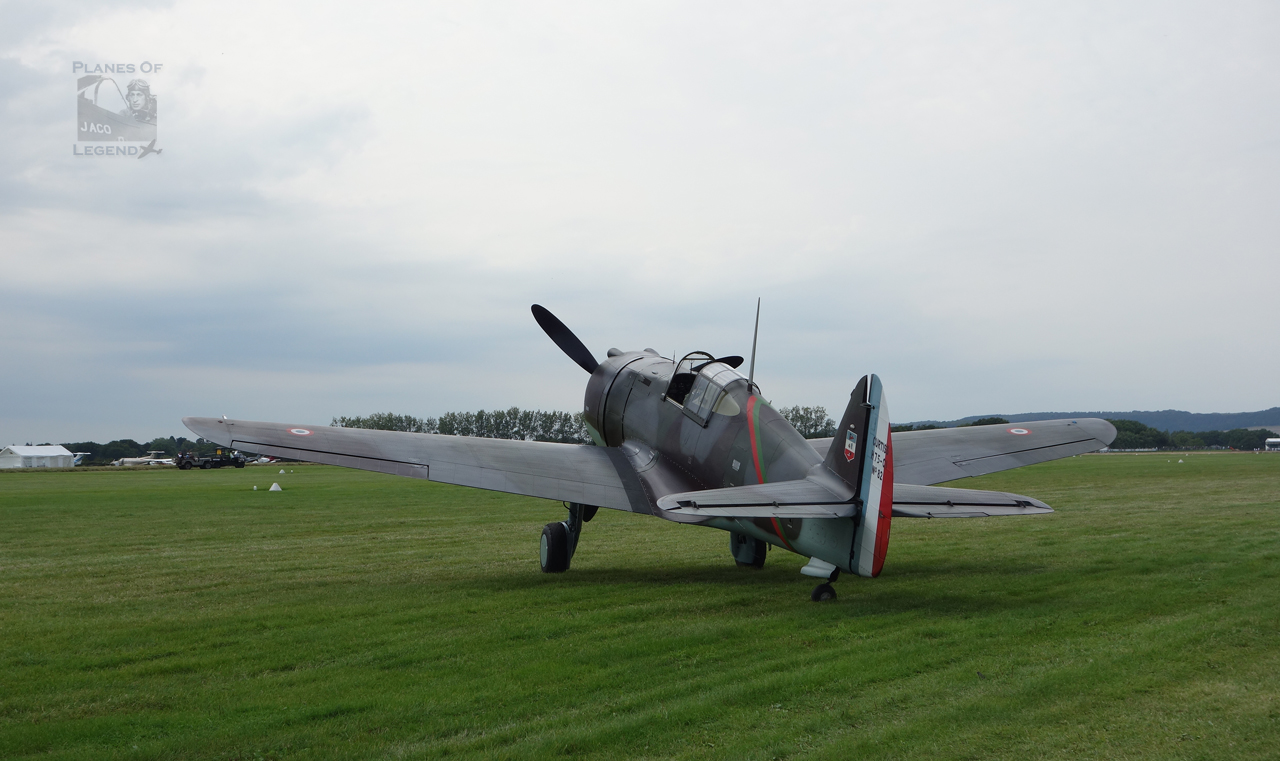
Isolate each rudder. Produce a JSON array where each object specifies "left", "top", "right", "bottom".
[{"left": 823, "top": 374, "right": 894, "bottom": 577}]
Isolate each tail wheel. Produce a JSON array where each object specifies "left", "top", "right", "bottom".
[
  {"left": 811, "top": 583, "right": 837, "bottom": 602},
  {"left": 540, "top": 522, "right": 570, "bottom": 573}
]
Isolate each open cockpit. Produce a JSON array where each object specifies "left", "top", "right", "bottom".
[{"left": 664, "top": 352, "right": 751, "bottom": 425}]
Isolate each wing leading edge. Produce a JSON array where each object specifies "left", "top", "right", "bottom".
[{"left": 182, "top": 417, "right": 651, "bottom": 513}]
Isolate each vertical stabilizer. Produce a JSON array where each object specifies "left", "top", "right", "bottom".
[{"left": 824, "top": 374, "right": 894, "bottom": 577}]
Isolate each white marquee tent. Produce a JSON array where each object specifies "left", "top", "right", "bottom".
[{"left": 0, "top": 445, "right": 75, "bottom": 468}]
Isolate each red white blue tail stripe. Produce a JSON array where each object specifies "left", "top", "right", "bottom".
[{"left": 852, "top": 375, "right": 894, "bottom": 577}]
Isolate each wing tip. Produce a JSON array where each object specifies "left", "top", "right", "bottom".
[{"left": 182, "top": 416, "right": 233, "bottom": 446}]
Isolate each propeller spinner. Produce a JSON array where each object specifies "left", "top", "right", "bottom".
[{"left": 532, "top": 304, "right": 600, "bottom": 374}]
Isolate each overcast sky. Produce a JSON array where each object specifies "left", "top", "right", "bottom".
[{"left": 2, "top": 0, "right": 1278, "bottom": 444}]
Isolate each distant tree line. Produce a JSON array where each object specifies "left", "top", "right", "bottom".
[
  {"left": 897, "top": 417, "right": 1008, "bottom": 431},
  {"left": 964, "top": 417, "right": 1010, "bottom": 427},
  {"left": 334, "top": 406, "right": 1015, "bottom": 443},
  {"left": 342, "top": 406, "right": 846, "bottom": 442},
  {"left": 1107, "top": 420, "right": 1277, "bottom": 451},
  {"left": 59, "top": 436, "right": 224, "bottom": 465},
  {"left": 777, "top": 406, "right": 836, "bottom": 439},
  {"left": 55, "top": 413, "right": 1276, "bottom": 466},
  {"left": 776, "top": 408, "right": 1014, "bottom": 438},
  {"left": 898, "top": 417, "right": 1006, "bottom": 432},
  {"left": 332, "top": 408, "right": 593, "bottom": 444},
  {"left": 858, "top": 414, "right": 1278, "bottom": 451}
]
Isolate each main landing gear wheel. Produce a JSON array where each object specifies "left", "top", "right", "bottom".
[
  {"left": 540, "top": 522, "right": 570, "bottom": 573},
  {"left": 811, "top": 583, "right": 837, "bottom": 602},
  {"left": 539, "top": 503, "right": 593, "bottom": 574},
  {"left": 730, "top": 532, "right": 767, "bottom": 569}
]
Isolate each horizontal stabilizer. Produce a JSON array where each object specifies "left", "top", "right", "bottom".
[
  {"left": 891, "top": 483, "right": 1052, "bottom": 518},
  {"left": 654, "top": 478, "right": 1050, "bottom": 521},
  {"left": 655, "top": 473, "right": 855, "bottom": 523}
]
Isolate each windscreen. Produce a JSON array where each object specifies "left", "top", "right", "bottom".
[{"left": 685, "top": 362, "right": 748, "bottom": 420}]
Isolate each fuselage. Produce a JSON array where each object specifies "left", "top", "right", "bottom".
[{"left": 581, "top": 349, "right": 855, "bottom": 568}]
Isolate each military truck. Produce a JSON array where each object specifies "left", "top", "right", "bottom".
[{"left": 175, "top": 449, "right": 246, "bottom": 470}]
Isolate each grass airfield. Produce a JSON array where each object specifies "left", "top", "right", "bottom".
[{"left": 1, "top": 454, "right": 1277, "bottom": 760}]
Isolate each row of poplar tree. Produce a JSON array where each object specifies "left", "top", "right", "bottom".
[
  {"left": 331, "top": 409, "right": 594, "bottom": 443},
  {"left": 332, "top": 406, "right": 843, "bottom": 442}
]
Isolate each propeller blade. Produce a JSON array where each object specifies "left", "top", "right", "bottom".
[{"left": 532, "top": 304, "right": 600, "bottom": 374}]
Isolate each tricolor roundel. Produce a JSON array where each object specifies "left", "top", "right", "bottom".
[{"left": 289, "top": 428, "right": 314, "bottom": 436}]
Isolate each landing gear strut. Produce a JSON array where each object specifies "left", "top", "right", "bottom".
[{"left": 540, "top": 502, "right": 597, "bottom": 573}]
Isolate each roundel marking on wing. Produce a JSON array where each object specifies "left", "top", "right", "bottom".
[
  {"left": 1008, "top": 428, "right": 1031, "bottom": 435},
  {"left": 289, "top": 428, "right": 314, "bottom": 436}
]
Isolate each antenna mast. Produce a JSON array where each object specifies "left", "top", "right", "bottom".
[{"left": 748, "top": 297, "right": 761, "bottom": 385}]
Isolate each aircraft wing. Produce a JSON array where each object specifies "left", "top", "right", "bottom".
[
  {"left": 182, "top": 417, "right": 650, "bottom": 513},
  {"left": 807, "top": 418, "right": 1116, "bottom": 486},
  {"left": 654, "top": 478, "right": 1050, "bottom": 522}
]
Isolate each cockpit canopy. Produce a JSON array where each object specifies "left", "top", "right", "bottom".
[{"left": 666, "top": 352, "right": 749, "bottom": 422}]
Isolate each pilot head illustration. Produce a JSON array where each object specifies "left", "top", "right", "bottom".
[{"left": 124, "top": 79, "right": 157, "bottom": 124}]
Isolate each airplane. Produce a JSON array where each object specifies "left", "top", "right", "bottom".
[
  {"left": 138, "top": 139, "right": 162, "bottom": 159},
  {"left": 184, "top": 304, "right": 1116, "bottom": 601},
  {"left": 112, "top": 450, "right": 175, "bottom": 466}
]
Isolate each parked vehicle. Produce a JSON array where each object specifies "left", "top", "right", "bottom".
[{"left": 175, "top": 450, "right": 246, "bottom": 470}]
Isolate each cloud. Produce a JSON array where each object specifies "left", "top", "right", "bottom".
[{"left": 1, "top": 0, "right": 1279, "bottom": 444}]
